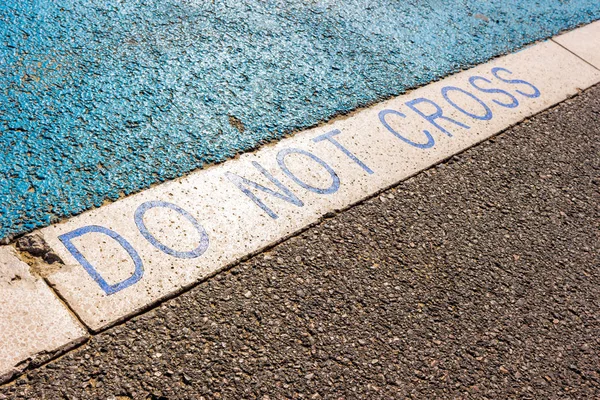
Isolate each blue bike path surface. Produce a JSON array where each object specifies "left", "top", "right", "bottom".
[{"left": 1, "top": 0, "right": 599, "bottom": 241}]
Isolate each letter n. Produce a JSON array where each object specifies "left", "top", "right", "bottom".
[{"left": 225, "top": 161, "right": 304, "bottom": 219}]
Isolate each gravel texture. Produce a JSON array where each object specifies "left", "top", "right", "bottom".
[{"left": 1, "top": 85, "right": 599, "bottom": 399}]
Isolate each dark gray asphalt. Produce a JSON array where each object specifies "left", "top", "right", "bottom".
[{"left": 2, "top": 85, "right": 600, "bottom": 399}]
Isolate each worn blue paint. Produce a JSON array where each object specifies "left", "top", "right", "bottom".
[{"left": 1, "top": 1, "right": 599, "bottom": 240}]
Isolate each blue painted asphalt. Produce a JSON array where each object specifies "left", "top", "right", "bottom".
[{"left": 1, "top": 1, "right": 599, "bottom": 241}]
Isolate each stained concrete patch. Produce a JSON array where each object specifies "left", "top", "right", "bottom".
[
  {"left": 554, "top": 20, "right": 600, "bottom": 68},
  {"left": 0, "top": 247, "right": 87, "bottom": 383},
  {"left": 15, "top": 234, "right": 61, "bottom": 264},
  {"left": 35, "top": 39, "right": 600, "bottom": 331}
]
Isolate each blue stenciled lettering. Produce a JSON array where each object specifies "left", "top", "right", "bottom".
[
  {"left": 277, "top": 148, "right": 340, "bottom": 195},
  {"left": 59, "top": 225, "right": 144, "bottom": 295},
  {"left": 378, "top": 109, "right": 435, "bottom": 149},
  {"left": 313, "top": 129, "right": 374, "bottom": 174},
  {"left": 405, "top": 97, "right": 470, "bottom": 137},
  {"left": 441, "top": 86, "right": 493, "bottom": 121},
  {"left": 491, "top": 67, "right": 541, "bottom": 98},
  {"left": 225, "top": 161, "right": 304, "bottom": 219},
  {"left": 469, "top": 76, "right": 519, "bottom": 108},
  {"left": 134, "top": 201, "right": 209, "bottom": 259}
]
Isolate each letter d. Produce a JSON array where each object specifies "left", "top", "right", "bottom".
[{"left": 59, "top": 225, "right": 144, "bottom": 295}]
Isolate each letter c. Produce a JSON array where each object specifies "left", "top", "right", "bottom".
[{"left": 379, "top": 109, "right": 435, "bottom": 149}]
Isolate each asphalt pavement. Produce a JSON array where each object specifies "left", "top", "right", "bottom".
[{"left": 1, "top": 84, "right": 599, "bottom": 399}]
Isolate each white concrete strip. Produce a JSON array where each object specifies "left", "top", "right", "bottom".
[
  {"left": 33, "top": 39, "right": 600, "bottom": 331},
  {"left": 554, "top": 20, "right": 600, "bottom": 69},
  {"left": 0, "top": 247, "right": 87, "bottom": 382}
]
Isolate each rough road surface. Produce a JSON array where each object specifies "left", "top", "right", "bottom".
[{"left": 2, "top": 85, "right": 599, "bottom": 399}]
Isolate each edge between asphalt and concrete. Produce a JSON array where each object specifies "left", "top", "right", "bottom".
[{"left": 1, "top": 20, "right": 599, "bottom": 385}]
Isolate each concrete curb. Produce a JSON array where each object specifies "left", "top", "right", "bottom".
[{"left": 1, "top": 20, "right": 599, "bottom": 384}]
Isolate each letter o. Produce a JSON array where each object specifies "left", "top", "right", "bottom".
[
  {"left": 135, "top": 201, "right": 209, "bottom": 259},
  {"left": 441, "top": 86, "right": 493, "bottom": 121}
]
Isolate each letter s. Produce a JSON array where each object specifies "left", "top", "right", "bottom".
[
  {"left": 491, "top": 67, "right": 540, "bottom": 99},
  {"left": 469, "top": 76, "right": 519, "bottom": 108}
]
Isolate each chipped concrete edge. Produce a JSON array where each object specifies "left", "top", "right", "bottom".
[{"left": 0, "top": 335, "right": 89, "bottom": 386}]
